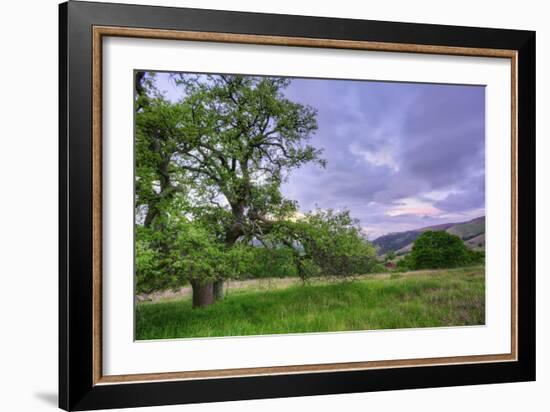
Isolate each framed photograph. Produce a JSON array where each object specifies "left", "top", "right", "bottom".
[{"left": 59, "top": 1, "right": 535, "bottom": 410}]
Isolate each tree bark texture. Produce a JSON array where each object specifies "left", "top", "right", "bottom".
[{"left": 191, "top": 280, "right": 214, "bottom": 308}]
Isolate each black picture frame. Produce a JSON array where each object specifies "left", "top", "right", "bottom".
[{"left": 59, "top": 1, "right": 536, "bottom": 410}]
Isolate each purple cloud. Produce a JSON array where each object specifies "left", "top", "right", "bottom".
[{"left": 281, "top": 78, "right": 485, "bottom": 238}]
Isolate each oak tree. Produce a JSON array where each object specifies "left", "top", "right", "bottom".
[{"left": 135, "top": 73, "right": 324, "bottom": 307}]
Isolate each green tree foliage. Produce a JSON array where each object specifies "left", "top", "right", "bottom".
[
  {"left": 395, "top": 254, "right": 415, "bottom": 272},
  {"left": 243, "top": 248, "right": 298, "bottom": 279},
  {"left": 169, "top": 73, "right": 322, "bottom": 229},
  {"left": 135, "top": 76, "right": 190, "bottom": 227},
  {"left": 135, "top": 210, "right": 254, "bottom": 295},
  {"left": 271, "top": 209, "right": 376, "bottom": 282},
  {"left": 409, "top": 231, "right": 484, "bottom": 270}
]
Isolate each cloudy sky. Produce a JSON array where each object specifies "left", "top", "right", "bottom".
[{"left": 154, "top": 73, "right": 485, "bottom": 239}]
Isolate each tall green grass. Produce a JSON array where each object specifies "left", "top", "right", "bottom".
[{"left": 136, "top": 267, "right": 484, "bottom": 340}]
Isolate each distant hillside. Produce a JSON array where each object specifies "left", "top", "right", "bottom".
[
  {"left": 465, "top": 233, "right": 485, "bottom": 251},
  {"left": 446, "top": 216, "right": 485, "bottom": 240},
  {"left": 372, "top": 216, "right": 485, "bottom": 255},
  {"left": 371, "top": 230, "right": 420, "bottom": 256}
]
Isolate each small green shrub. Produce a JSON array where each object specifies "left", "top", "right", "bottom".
[
  {"left": 396, "top": 254, "right": 416, "bottom": 272},
  {"left": 411, "top": 231, "right": 483, "bottom": 270}
]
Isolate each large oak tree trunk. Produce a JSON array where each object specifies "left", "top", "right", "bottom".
[
  {"left": 213, "top": 280, "right": 224, "bottom": 301},
  {"left": 191, "top": 280, "right": 214, "bottom": 308}
]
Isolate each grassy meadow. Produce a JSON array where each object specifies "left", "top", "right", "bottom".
[{"left": 136, "top": 266, "right": 485, "bottom": 340}]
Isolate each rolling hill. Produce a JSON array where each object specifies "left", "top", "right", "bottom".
[
  {"left": 465, "top": 233, "right": 485, "bottom": 251},
  {"left": 372, "top": 216, "right": 485, "bottom": 256}
]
